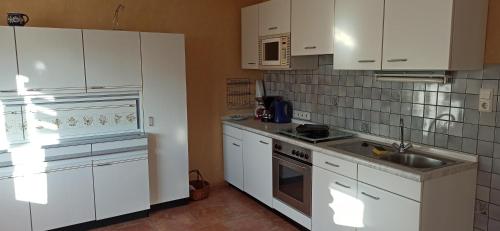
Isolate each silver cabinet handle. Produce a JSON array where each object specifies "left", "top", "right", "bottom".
[
  {"left": 361, "top": 192, "right": 380, "bottom": 200},
  {"left": 335, "top": 181, "right": 351, "bottom": 189},
  {"left": 387, "top": 58, "right": 408, "bottom": 63},
  {"left": 325, "top": 161, "right": 340, "bottom": 167},
  {"left": 304, "top": 46, "right": 317, "bottom": 50},
  {"left": 247, "top": 62, "right": 256, "bottom": 65},
  {"left": 90, "top": 86, "right": 105, "bottom": 89},
  {"left": 0, "top": 90, "right": 16, "bottom": 93},
  {"left": 96, "top": 163, "right": 113, "bottom": 167},
  {"left": 259, "top": 140, "right": 269, "bottom": 145},
  {"left": 268, "top": 26, "right": 278, "bottom": 30},
  {"left": 232, "top": 143, "right": 240, "bottom": 147},
  {"left": 358, "top": 59, "right": 376, "bottom": 63},
  {"left": 27, "top": 88, "right": 40, "bottom": 91}
]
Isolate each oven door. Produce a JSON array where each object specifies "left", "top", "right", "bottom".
[
  {"left": 273, "top": 153, "right": 312, "bottom": 216},
  {"left": 261, "top": 37, "right": 282, "bottom": 66}
]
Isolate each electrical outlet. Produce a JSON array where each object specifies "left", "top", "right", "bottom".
[{"left": 293, "top": 110, "right": 311, "bottom": 121}]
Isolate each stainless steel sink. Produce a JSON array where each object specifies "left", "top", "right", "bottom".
[
  {"left": 380, "top": 153, "right": 447, "bottom": 169},
  {"left": 329, "top": 140, "right": 458, "bottom": 171}
]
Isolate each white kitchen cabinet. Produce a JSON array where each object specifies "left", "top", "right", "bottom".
[
  {"left": 312, "top": 166, "right": 360, "bottom": 231},
  {"left": 259, "top": 0, "right": 291, "bottom": 36},
  {"left": 141, "top": 33, "right": 189, "bottom": 205},
  {"left": 242, "top": 131, "right": 273, "bottom": 207},
  {"left": 30, "top": 161, "right": 95, "bottom": 231},
  {"left": 291, "top": 0, "right": 334, "bottom": 56},
  {"left": 0, "top": 176, "right": 32, "bottom": 231},
  {"left": 241, "top": 4, "right": 259, "bottom": 69},
  {"left": 83, "top": 30, "right": 142, "bottom": 92},
  {"left": 223, "top": 134, "right": 244, "bottom": 190},
  {"left": 93, "top": 155, "right": 150, "bottom": 220},
  {"left": 382, "top": 0, "right": 488, "bottom": 70},
  {"left": 333, "top": 0, "right": 384, "bottom": 70},
  {"left": 0, "top": 26, "right": 18, "bottom": 95},
  {"left": 357, "top": 182, "right": 420, "bottom": 231},
  {"left": 15, "top": 27, "right": 86, "bottom": 94}
]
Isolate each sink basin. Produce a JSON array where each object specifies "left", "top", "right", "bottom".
[
  {"left": 380, "top": 153, "right": 447, "bottom": 169},
  {"left": 329, "top": 140, "right": 457, "bottom": 171}
]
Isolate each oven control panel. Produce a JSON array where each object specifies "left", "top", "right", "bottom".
[{"left": 273, "top": 140, "right": 312, "bottom": 163}]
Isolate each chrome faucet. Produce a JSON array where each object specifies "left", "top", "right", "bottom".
[{"left": 393, "top": 118, "right": 412, "bottom": 153}]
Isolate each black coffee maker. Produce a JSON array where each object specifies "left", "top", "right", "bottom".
[{"left": 261, "top": 96, "right": 282, "bottom": 122}]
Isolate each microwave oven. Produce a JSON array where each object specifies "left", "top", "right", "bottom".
[{"left": 259, "top": 33, "right": 291, "bottom": 68}]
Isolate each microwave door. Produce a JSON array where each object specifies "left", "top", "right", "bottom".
[{"left": 262, "top": 38, "right": 281, "bottom": 66}]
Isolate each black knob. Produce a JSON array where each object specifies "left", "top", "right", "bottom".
[
  {"left": 274, "top": 144, "right": 282, "bottom": 150},
  {"left": 292, "top": 150, "right": 297, "bottom": 155},
  {"left": 299, "top": 153, "right": 305, "bottom": 158},
  {"left": 304, "top": 154, "right": 309, "bottom": 159}
]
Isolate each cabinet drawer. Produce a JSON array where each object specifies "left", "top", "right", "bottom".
[
  {"left": 92, "top": 138, "right": 147, "bottom": 156},
  {"left": 43, "top": 144, "right": 92, "bottom": 161},
  {"left": 223, "top": 125, "right": 242, "bottom": 140},
  {"left": 358, "top": 165, "right": 421, "bottom": 201},
  {"left": 313, "top": 151, "right": 357, "bottom": 179}
]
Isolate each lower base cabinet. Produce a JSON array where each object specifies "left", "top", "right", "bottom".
[
  {"left": 357, "top": 182, "right": 420, "bottom": 231},
  {"left": 0, "top": 177, "right": 32, "bottom": 231},
  {"left": 223, "top": 134, "right": 244, "bottom": 190},
  {"left": 312, "top": 166, "right": 359, "bottom": 231},
  {"left": 93, "top": 155, "right": 150, "bottom": 220},
  {"left": 30, "top": 164, "right": 95, "bottom": 231},
  {"left": 242, "top": 131, "right": 273, "bottom": 207}
]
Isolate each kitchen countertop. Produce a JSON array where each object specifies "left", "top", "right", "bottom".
[
  {"left": 222, "top": 118, "right": 477, "bottom": 182},
  {"left": 0, "top": 132, "right": 148, "bottom": 168}
]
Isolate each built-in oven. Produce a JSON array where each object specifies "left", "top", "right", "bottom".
[
  {"left": 272, "top": 139, "right": 312, "bottom": 217},
  {"left": 259, "top": 33, "right": 291, "bottom": 68}
]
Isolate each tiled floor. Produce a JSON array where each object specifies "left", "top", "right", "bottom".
[{"left": 92, "top": 185, "right": 300, "bottom": 231}]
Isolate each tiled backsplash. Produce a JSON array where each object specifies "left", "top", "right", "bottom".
[{"left": 264, "top": 55, "right": 500, "bottom": 231}]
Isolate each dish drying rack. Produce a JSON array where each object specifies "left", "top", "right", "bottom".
[{"left": 226, "top": 78, "right": 253, "bottom": 109}]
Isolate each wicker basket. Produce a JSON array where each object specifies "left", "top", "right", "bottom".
[{"left": 189, "top": 169, "right": 210, "bottom": 201}]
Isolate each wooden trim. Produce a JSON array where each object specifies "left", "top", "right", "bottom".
[{"left": 485, "top": 0, "right": 500, "bottom": 63}]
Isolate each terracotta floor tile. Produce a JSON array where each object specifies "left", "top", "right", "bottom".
[{"left": 91, "top": 185, "right": 300, "bottom": 231}]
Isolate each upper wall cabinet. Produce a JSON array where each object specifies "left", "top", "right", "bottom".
[
  {"left": 0, "top": 26, "right": 18, "bottom": 95},
  {"left": 15, "top": 27, "right": 86, "bottom": 94},
  {"left": 291, "top": 0, "right": 334, "bottom": 56},
  {"left": 259, "top": 0, "right": 291, "bottom": 36},
  {"left": 334, "top": 0, "right": 384, "bottom": 70},
  {"left": 83, "top": 30, "right": 142, "bottom": 92},
  {"left": 241, "top": 5, "right": 259, "bottom": 69},
  {"left": 382, "top": 0, "right": 488, "bottom": 70}
]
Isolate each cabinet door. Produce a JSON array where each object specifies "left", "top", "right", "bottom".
[
  {"left": 312, "top": 167, "right": 361, "bottom": 231},
  {"left": 291, "top": 0, "right": 334, "bottom": 56},
  {"left": 15, "top": 27, "right": 86, "bottom": 94},
  {"left": 223, "top": 135, "right": 243, "bottom": 190},
  {"left": 93, "top": 157, "right": 150, "bottom": 220},
  {"left": 382, "top": 0, "right": 454, "bottom": 70},
  {"left": 0, "top": 26, "right": 18, "bottom": 94},
  {"left": 259, "top": 0, "right": 291, "bottom": 36},
  {"left": 334, "top": 0, "right": 384, "bottom": 70},
  {"left": 141, "top": 33, "right": 189, "bottom": 205},
  {"left": 30, "top": 166, "right": 95, "bottom": 231},
  {"left": 242, "top": 131, "right": 273, "bottom": 207},
  {"left": 242, "top": 5, "right": 259, "bottom": 69},
  {"left": 0, "top": 177, "right": 31, "bottom": 231},
  {"left": 357, "top": 182, "right": 420, "bottom": 231},
  {"left": 84, "top": 30, "right": 142, "bottom": 92}
]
